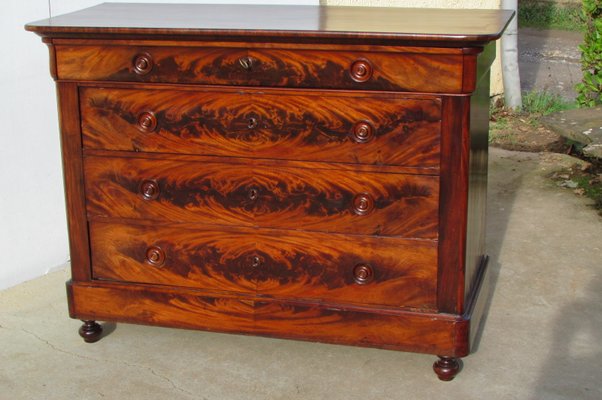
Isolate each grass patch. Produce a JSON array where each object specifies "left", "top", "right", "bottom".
[
  {"left": 573, "top": 174, "right": 602, "bottom": 207},
  {"left": 521, "top": 90, "right": 576, "bottom": 115},
  {"left": 519, "top": 1, "right": 584, "bottom": 31},
  {"left": 488, "top": 91, "right": 576, "bottom": 152},
  {"left": 491, "top": 90, "right": 575, "bottom": 124},
  {"left": 489, "top": 129, "right": 517, "bottom": 145}
]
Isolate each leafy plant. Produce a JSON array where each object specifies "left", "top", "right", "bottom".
[{"left": 576, "top": 0, "right": 602, "bottom": 107}]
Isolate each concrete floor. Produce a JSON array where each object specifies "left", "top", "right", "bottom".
[
  {"left": 1, "top": 147, "right": 601, "bottom": 400},
  {"left": 519, "top": 28, "right": 582, "bottom": 101}
]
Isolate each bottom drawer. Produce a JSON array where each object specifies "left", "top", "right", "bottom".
[{"left": 90, "top": 222, "right": 438, "bottom": 309}]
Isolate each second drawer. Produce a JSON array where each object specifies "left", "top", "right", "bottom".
[
  {"left": 84, "top": 156, "right": 439, "bottom": 238},
  {"left": 80, "top": 87, "right": 441, "bottom": 168}
]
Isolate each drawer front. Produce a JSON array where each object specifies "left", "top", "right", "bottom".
[
  {"left": 56, "top": 45, "right": 464, "bottom": 92},
  {"left": 84, "top": 156, "right": 439, "bottom": 238},
  {"left": 90, "top": 222, "right": 437, "bottom": 309},
  {"left": 81, "top": 88, "right": 441, "bottom": 168}
]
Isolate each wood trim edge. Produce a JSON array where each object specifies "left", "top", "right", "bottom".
[{"left": 67, "top": 280, "right": 468, "bottom": 355}]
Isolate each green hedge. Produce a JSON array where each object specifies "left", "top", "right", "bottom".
[{"left": 576, "top": 0, "right": 602, "bottom": 107}]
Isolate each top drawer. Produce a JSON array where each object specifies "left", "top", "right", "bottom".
[{"left": 54, "top": 45, "right": 465, "bottom": 92}]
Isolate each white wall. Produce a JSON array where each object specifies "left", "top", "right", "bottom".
[
  {"left": 0, "top": 0, "right": 317, "bottom": 291},
  {"left": 50, "top": 0, "right": 317, "bottom": 16},
  {"left": 0, "top": 0, "right": 67, "bottom": 290}
]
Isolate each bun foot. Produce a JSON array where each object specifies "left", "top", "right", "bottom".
[
  {"left": 433, "top": 356, "right": 460, "bottom": 381},
  {"left": 79, "top": 320, "right": 103, "bottom": 343}
]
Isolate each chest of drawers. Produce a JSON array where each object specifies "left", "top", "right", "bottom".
[{"left": 27, "top": 3, "right": 513, "bottom": 380}]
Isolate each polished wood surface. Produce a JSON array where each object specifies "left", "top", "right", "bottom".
[
  {"left": 56, "top": 82, "right": 91, "bottom": 281},
  {"left": 84, "top": 156, "right": 439, "bottom": 237},
  {"left": 81, "top": 86, "right": 442, "bottom": 166},
  {"left": 58, "top": 45, "right": 464, "bottom": 92},
  {"left": 26, "top": 3, "right": 513, "bottom": 46},
  {"left": 68, "top": 280, "right": 468, "bottom": 356},
  {"left": 433, "top": 356, "right": 461, "bottom": 381},
  {"left": 464, "top": 44, "right": 495, "bottom": 308},
  {"left": 90, "top": 222, "right": 437, "bottom": 309},
  {"left": 78, "top": 320, "right": 103, "bottom": 343},
  {"left": 28, "top": 3, "right": 512, "bottom": 380}
]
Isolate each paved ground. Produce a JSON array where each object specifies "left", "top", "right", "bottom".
[
  {"left": 519, "top": 28, "right": 583, "bottom": 101},
  {"left": 1, "top": 147, "right": 600, "bottom": 400}
]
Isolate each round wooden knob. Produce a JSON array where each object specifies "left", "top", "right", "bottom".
[
  {"left": 352, "top": 193, "right": 374, "bottom": 216},
  {"left": 353, "top": 263, "right": 374, "bottom": 284},
  {"left": 352, "top": 121, "right": 375, "bottom": 143},
  {"left": 145, "top": 246, "right": 165, "bottom": 267},
  {"left": 139, "top": 179, "right": 160, "bottom": 201},
  {"left": 350, "top": 59, "right": 373, "bottom": 83},
  {"left": 133, "top": 53, "right": 153, "bottom": 75},
  {"left": 239, "top": 56, "right": 256, "bottom": 71},
  {"left": 137, "top": 111, "right": 157, "bottom": 132},
  {"left": 250, "top": 255, "right": 263, "bottom": 268}
]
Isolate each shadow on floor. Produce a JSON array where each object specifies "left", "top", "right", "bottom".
[
  {"left": 530, "top": 273, "right": 602, "bottom": 399},
  {"left": 470, "top": 148, "right": 526, "bottom": 353}
]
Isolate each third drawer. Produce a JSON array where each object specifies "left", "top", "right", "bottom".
[{"left": 84, "top": 155, "right": 439, "bottom": 238}]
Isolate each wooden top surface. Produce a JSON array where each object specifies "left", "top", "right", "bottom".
[{"left": 26, "top": 3, "right": 514, "bottom": 45}]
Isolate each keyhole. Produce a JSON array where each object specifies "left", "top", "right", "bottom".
[
  {"left": 239, "top": 57, "right": 253, "bottom": 71},
  {"left": 251, "top": 256, "right": 262, "bottom": 268}
]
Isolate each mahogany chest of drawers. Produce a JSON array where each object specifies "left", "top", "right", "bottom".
[{"left": 27, "top": 3, "right": 513, "bottom": 380}]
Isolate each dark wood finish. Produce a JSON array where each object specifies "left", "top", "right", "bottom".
[
  {"left": 464, "top": 43, "right": 496, "bottom": 305},
  {"left": 25, "top": 3, "right": 513, "bottom": 46},
  {"left": 465, "top": 256, "right": 491, "bottom": 347},
  {"left": 28, "top": 3, "right": 512, "bottom": 380},
  {"left": 58, "top": 45, "right": 465, "bottom": 92},
  {"left": 90, "top": 221, "right": 438, "bottom": 309},
  {"left": 436, "top": 96, "right": 470, "bottom": 314},
  {"left": 433, "top": 356, "right": 460, "bottom": 381},
  {"left": 56, "top": 82, "right": 91, "bottom": 282},
  {"left": 83, "top": 156, "right": 440, "bottom": 237},
  {"left": 78, "top": 320, "right": 102, "bottom": 343},
  {"left": 80, "top": 87, "right": 442, "bottom": 167}
]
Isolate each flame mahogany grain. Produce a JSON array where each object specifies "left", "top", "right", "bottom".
[
  {"left": 56, "top": 45, "right": 465, "bottom": 93},
  {"left": 84, "top": 156, "right": 440, "bottom": 238},
  {"left": 80, "top": 87, "right": 442, "bottom": 167},
  {"left": 90, "top": 221, "right": 438, "bottom": 309},
  {"left": 27, "top": 3, "right": 513, "bottom": 380},
  {"left": 67, "top": 280, "right": 468, "bottom": 356}
]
